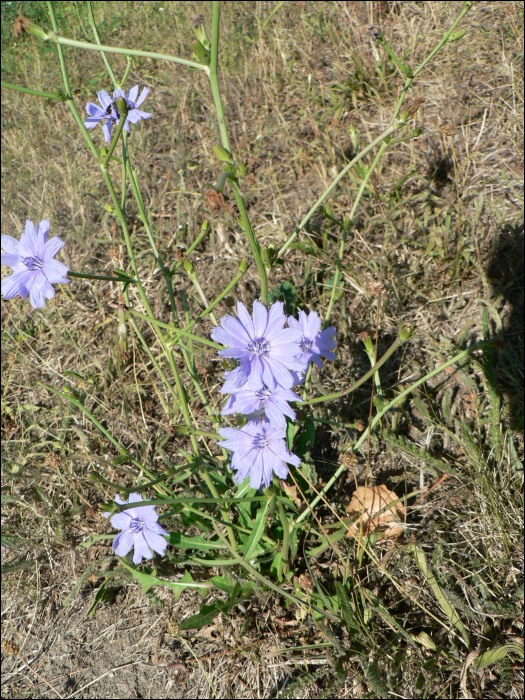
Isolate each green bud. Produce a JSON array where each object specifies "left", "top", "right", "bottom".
[
  {"left": 403, "top": 64, "right": 413, "bottom": 78},
  {"left": 192, "top": 41, "right": 210, "bottom": 63},
  {"left": 349, "top": 123, "right": 358, "bottom": 151},
  {"left": 238, "top": 259, "right": 249, "bottom": 273},
  {"left": 448, "top": 29, "right": 467, "bottom": 42},
  {"left": 24, "top": 20, "right": 51, "bottom": 42},
  {"left": 117, "top": 303, "right": 128, "bottom": 354},
  {"left": 115, "top": 96, "right": 129, "bottom": 120},
  {"left": 53, "top": 87, "right": 70, "bottom": 102},
  {"left": 104, "top": 203, "right": 116, "bottom": 215},
  {"left": 213, "top": 144, "right": 233, "bottom": 162},
  {"left": 238, "top": 162, "right": 248, "bottom": 177},
  {"left": 182, "top": 258, "right": 195, "bottom": 275},
  {"left": 398, "top": 323, "right": 414, "bottom": 342},
  {"left": 260, "top": 248, "right": 270, "bottom": 265}
]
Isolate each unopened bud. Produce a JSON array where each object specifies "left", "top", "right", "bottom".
[
  {"left": 448, "top": 29, "right": 467, "bottom": 42},
  {"left": 213, "top": 144, "right": 232, "bottom": 162}
]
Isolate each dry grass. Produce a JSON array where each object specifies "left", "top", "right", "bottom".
[{"left": 1, "top": 1, "right": 523, "bottom": 698}]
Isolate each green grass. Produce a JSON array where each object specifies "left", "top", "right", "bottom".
[{"left": 1, "top": 2, "right": 523, "bottom": 698}]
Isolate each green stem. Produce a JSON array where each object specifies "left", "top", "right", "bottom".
[
  {"left": 229, "top": 181, "right": 269, "bottom": 305},
  {"left": 1, "top": 81, "right": 56, "bottom": 99},
  {"left": 277, "top": 125, "right": 397, "bottom": 260},
  {"left": 325, "top": 141, "right": 388, "bottom": 324},
  {"left": 300, "top": 336, "right": 403, "bottom": 406},
  {"left": 295, "top": 341, "right": 483, "bottom": 524},
  {"left": 169, "top": 260, "right": 249, "bottom": 345},
  {"left": 209, "top": 2, "right": 230, "bottom": 150},
  {"left": 277, "top": 499, "right": 290, "bottom": 572},
  {"left": 87, "top": 0, "right": 119, "bottom": 89},
  {"left": 208, "top": 2, "right": 268, "bottom": 305},
  {"left": 68, "top": 271, "right": 137, "bottom": 283},
  {"left": 104, "top": 97, "right": 128, "bottom": 166},
  {"left": 126, "top": 309, "right": 223, "bottom": 350},
  {"left": 32, "top": 24, "right": 207, "bottom": 71}
]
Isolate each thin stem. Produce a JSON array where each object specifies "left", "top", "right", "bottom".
[
  {"left": 208, "top": 3, "right": 268, "bottom": 304},
  {"left": 300, "top": 336, "right": 403, "bottom": 406},
  {"left": 325, "top": 142, "right": 388, "bottom": 324},
  {"left": 277, "top": 125, "right": 397, "bottom": 260},
  {"left": 87, "top": 1, "right": 119, "bottom": 89},
  {"left": 169, "top": 260, "right": 249, "bottom": 344},
  {"left": 126, "top": 310, "right": 223, "bottom": 350},
  {"left": 295, "top": 341, "right": 483, "bottom": 524},
  {"left": 34, "top": 25, "right": 207, "bottom": 71},
  {"left": 68, "top": 271, "right": 137, "bottom": 283},
  {"left": 209, "top": 2, "right": 230, "bottom": 150},
  {"left": 1, "top": 82, "right": 56, "bottom": 99}
]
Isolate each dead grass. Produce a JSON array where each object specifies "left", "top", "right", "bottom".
[{"left": 1, "top": 1, "right": 523, "bottom": 698}]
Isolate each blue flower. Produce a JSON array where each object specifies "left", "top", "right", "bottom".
[
  {"left": 1, "top": 219, "right": 69, "bottom": 309},
  {"left": 84, "top": 85, "right": 152, "bottom": 142},
  {"left": 218, "top": 420, "right": 301, "bottom": 489},
  {"left": 211, "top": 300, "right": 305, "bottom": 390},
  {"left": 104, "top": 493, "right": 168, "bottom": 565},
  {"left": 288, "top": 310, "right": 336, "bottom": 369},
  {"left": 220, "top": 375, "right": 301, "bottom": 429}
]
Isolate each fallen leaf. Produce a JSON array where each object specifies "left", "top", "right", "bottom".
[{"left": 346, "top": 485, "right": 406, "bottom": 539}]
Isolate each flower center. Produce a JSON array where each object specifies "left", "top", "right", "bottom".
[
  {"left": 22, "top": 256, "right": 44, "bottom": 271},
  {"left": 253, "top": 432, "right": 270, "bottom": 449},
  {"left": 255, "top": 386, "right": 272, "bottom": 400},
  {"left": 129, "top": 518, "right": 145, "bottom": 533},
  {"left": 300, "top": 336, "right": 313, "bottom": 352},
  {"left": 248, "top": 336, "right": 270, "bottom": 357}
]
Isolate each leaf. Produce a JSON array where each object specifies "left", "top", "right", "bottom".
[
  {"left": 210, "top": 576, "right": 254, "bottom": 598},
  {"left": 119, "top": 562, "right": 211, "bottom": 601},
  {"left": 179, "top": 599, "right": 234, "bottom": 630},
  {"left": 474, "top": 643, "right": 524, "bottom": 669},
  {"left": 414, "top": 546, "right": 469, "bottom": 645},
  {"left": 243, "top": 498, "right": 271, "bottom": 562},
  {"left": 168, "top": 532, "right": 227, "bottom": 552},
  {"left": 334, "top": 581, "right": 357, "bottom": 634}
]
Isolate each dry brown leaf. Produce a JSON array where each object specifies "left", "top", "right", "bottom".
[{"left": 346, "top": 485, "right": 406, "bottom": 539}]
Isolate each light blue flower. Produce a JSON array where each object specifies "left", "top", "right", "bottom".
[
  {"left": 218, "top": 420, "right": 301, "bottom": 489},
  {"left": 104, "top": 493, "right": 168, "bottom": 565},
  {"left": 211, "top": 300, "right": 305, "bottom": 390},
  {"left": 84, "top": 85, "right": 152, "bottom": 142},
  {"left": 1, "top": 219, "right": 69, "bottom": 309}
]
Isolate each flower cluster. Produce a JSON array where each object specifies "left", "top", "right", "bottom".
[{"left": 212, "top": 300, "right": 336, "bottom": 489}]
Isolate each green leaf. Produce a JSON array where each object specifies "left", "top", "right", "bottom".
[
  {"left": 414, "top": 546, "right": 469, "bottom": 645},
  {"left": 119, "top": 561, "right": 211, "bottom": 601},
  {"left": 243, "top": 498, "right": 271, "bottom": 562},
  {"left": 474, "top": 643, "right": 524, "bottom": 669},
  {"left": 211, "top": 576, "right": 254, "bottom": 598},
  {"left": 168, "top": 532, "right": 227, "bottom": 551}
]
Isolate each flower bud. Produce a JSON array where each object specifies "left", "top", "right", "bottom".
[
  {"left": 213, "top": 144, "right": 233, "bottom": 162},
  {"left": 448, "top": 29, "right": 467, "bottom": 42}
]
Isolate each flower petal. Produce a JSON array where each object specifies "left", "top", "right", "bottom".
[
  {"left": 42, "top": 236, "right": 64, "bottom": 260},
  {"left": 29, "top": 274, "right": 55, "bottom": 309},
  {"left": 2, "top": 270, "right": 30, "bottom": 299},
  {"left": 236, "top": 301, "right": 255, "bottom": 338},
  {"left": 127, "top": 84, "right": 139, "bottom": 104},
  {"left": 113, "top": 529, "right": 135, "bottom": 557},
  {"left": 43, "top": 259, "right": 70, "bottom": 284},
  {"left": 1, "top": 235, "right": 21, "bottom": 255},
  {"left": 1, "top": 253, "right": 20, "bottom": 267},
  {"left": 37, "top": 220, "right": 50, "bottom": 244},
  {"left": 97, "top": 90, "right": 113, "bottom": 109},
  {"left": 252, "top": 300, "right": 269, "bottom": 337},
  {"left": 135, "top": 87, "right": 150, "bottom": 107}
]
